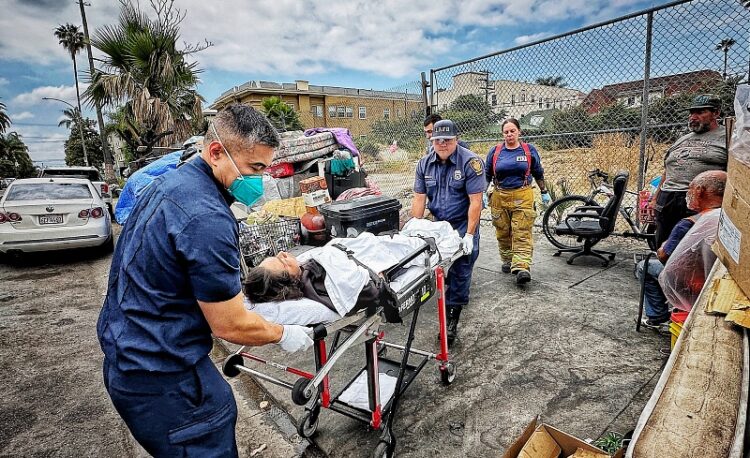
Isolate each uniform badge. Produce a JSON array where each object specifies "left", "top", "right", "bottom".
[
  {"left": 468, "top": 158, "right": 483, "bottom": 175},
  {"left": 453, "top": 169, "right": 463, "bottom": 180},
  {"left": 516, "top": 156, "right": 528, "bottom": 162}
]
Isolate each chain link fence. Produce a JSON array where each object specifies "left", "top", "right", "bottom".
[
  {"left": 359, "top": 0, "right": 749, "bottom": 227},
  {"left": 429, "top": 0, "right": 749, "bottom": 207}
]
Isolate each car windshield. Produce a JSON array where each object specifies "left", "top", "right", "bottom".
[
  {"left": 41, "top": 169, "right": 101, "bottom": 181},
  {"left": 4, "top": 183, "right": 93, "bottom": 201}
]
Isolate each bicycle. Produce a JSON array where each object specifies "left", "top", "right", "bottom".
[{"left": 541, "top": 169, "right": 656, "bottom": 252}]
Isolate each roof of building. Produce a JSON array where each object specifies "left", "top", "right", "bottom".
[
  {"left": 582, "top": 69, "right": 722, "bottom": 111},
  {"left": 211, "top": 80, "right": 422, "bottom": 108}
]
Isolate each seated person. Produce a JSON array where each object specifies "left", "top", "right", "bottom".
[{"left": 637, "top": 170, "right": 726, "bottom": 329}]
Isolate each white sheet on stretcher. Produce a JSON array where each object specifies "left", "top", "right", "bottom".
[
  {"left": 246, "top": 221, "right": 461, "bottom": 325},
  {"left": 337, "top": 370, "right": 398, "bottom": 412},
  {"left": 244, "top": 264, "right": 425, "bottom": 326}
]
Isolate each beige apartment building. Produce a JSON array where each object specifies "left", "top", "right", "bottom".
[
  {"left": 210, "top": 80, "right": 423, "bottom": 138},
  {"left": 433, "top": 71, "right": 586, "bottom": 119}
]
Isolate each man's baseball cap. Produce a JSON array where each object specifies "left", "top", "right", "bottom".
[
  {"left": 684, "top": 94, "right": 722, "bottom": 112},
  {"left": 431, "top": 120, "right": 458, "bottom": 140}
]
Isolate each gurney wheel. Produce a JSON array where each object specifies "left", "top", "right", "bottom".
[
  {"left": 222, "top": 354, "right": 244, "bottom": 378},
  {"left": 374, "top": 440, "right": 392, "bottom": 458},
  {"left": 297, "top": 410, "right": 319, "bottom": 438},
  {"left": 292, "top": 378, "right": 313, "bottom": 406},
  {"left": 439, "top": 362, "right": 456, "bottom": 385}
]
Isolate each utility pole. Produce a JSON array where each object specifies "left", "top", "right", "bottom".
[{"left": 77, "top": 0, "right": 114, "bottom": 179}]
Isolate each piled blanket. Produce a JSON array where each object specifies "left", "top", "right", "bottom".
[{"left": 272, "top": 131, "right": 338, "bottom": 165}]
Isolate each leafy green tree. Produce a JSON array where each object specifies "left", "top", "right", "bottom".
[
  {"left": 0, "top": 133, "right": 36, "bottom": 178},
  {"left": 261, "top": 96, "right": 303, "bottom": 131},
  {"left": 535, "top": 76, "right": 567, "bottom": 87},
  {"left": 369, "top": 111, "right": 425, "bottom": 156},
  {"left": 549, "top": 105, "right": 596, "bottom": 148},
  {"left": 64, "top": 119, "right": 103, "bottom": 167},
  {"left": 442, "top": 94, "right": 504, "bottom": 138},
  {"left": 0, "top": 100, "right": 10, "bottom": 134},
  {"left": 54, "top": 23, "right": 86, "bottom": 119},
  {"left": 85, "top": 0, "right": 208, "bottom": 158}
]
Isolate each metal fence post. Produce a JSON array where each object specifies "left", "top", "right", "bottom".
[{"left": 637, "top": 11, "right": 654, "bottom": 193}]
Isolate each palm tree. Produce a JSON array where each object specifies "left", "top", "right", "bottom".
[
  {"left": 57, "top": 107, "right": 95, "bottom": 130},
  {"left": 54, "top": 24, "right": 86, "bottom": 118},
  {"left": 84, "top": 1, "right": 208, "bottom": 158},
  {"left": 0, "top": 132, "right": 35, "bottom": 178},
  {"left": 715, "top": 38, "right": 737, "bottom": 79},
  {"left": 0, "top": 100, "right": 10, "bottom": 134},
  {"left": 535, "top": 76, "right": 567, "bottom": 87}
]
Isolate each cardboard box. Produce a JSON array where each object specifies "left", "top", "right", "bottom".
[
  {"left": 503, "top": 417, "right": 622, "bottom": 458},
  {"left": 715, "top": 154, "right": 750, "bottom": 298}
]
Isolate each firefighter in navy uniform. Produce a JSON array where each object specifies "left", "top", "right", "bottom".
[{"left": 412, "top": 119, "right": 486, "bottom": 345}]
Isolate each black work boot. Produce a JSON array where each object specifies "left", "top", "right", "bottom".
[
  {"left": 447, "top": 308, "right": 461, "bottom": 346},
  {"left": 516, "top": 270, "right": 531, "bottom": 285}
]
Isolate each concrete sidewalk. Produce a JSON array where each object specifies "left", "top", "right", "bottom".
[{"left": 222, "top": 226, "right": 669, "bottom": 457}]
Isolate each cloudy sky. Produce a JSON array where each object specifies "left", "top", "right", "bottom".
[{"left": 0, "top": 0, "right": 672, "bottom": 163}]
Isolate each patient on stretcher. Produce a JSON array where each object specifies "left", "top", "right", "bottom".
[
  {"left": 243, "top": 250, "right": 395, "bottom": 320},
  {"left": 243, "top": 220, "right": 463, "bottom": 325}
]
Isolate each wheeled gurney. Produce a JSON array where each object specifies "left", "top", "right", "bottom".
[{"left": 222, "top": 234, "right": 463, "bottom": 458}]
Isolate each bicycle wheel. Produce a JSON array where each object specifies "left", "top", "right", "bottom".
[{"left": 542, "top": 195, "right": 601, "bottom": 250}]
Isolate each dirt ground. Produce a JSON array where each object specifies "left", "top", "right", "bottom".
[{"left": 0, "top": 225, "right": 136, "bottom": 457}]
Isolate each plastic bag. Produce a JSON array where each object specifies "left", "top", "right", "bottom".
[
  {"left": 114, "top": 151, "right": 182, "bottom": 224},
  {"left": 658, "top": 208, "right": 720, "bottom": 311}
]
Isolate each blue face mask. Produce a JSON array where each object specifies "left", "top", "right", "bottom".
[{"left": 211, "top": 124, "right": 264, "bottom": 207}]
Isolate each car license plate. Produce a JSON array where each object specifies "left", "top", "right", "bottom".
[{"left": 39, "top": 215, "right": 63, "bottom": 225}]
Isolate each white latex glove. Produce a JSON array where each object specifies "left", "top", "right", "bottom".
[
  {"left": 277, "top": 325, "right": 314, "bottom": 353},
  {"left": 462, "top": 233, "right": 474, "bottom": 255}
]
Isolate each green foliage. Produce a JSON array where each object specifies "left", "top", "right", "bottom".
[
  {"left": 369, "top": 112, "right": 425, "bottom": 158},
  {"left": 0, "top": 133, "right": 36, "bottom": 178},
  {"left": 549, "top": 105, "right": 596, "bottom": 148},
  {"left": 85, "top": 0, "right": 207, "bottom": 158},
  {"left": 535, "top": 76, "right": 567, "bottom": 87},
  {"left": 593, "top": 431, "right": 623, "bottom": 454},
  {"left": 442, "top": 94, "right": 504, "bottom": 139},
  {"left": 355, "top": 138, "right": 381, "bottom": 160},
  {"left": 0, "top": 100, "right": 10, "bottom": 134},
  {"left": 64, "top": 119, "right": 104, "bottom": 168},
  {"left": 260, "top": 96, "right": 303, "bottom": 131}
]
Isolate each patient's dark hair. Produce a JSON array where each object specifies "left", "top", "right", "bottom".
[{"left": 243, "top": 266, "right": 304, "bottom": 303}]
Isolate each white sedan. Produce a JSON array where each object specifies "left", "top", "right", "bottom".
[{"left": 0, "top": 178, "right": 113, "bottom": 254}]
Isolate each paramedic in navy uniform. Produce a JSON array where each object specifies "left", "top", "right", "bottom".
[
  {"left": 97, "top": 104, "right": 314, "bottom": 457},
  {"left": 412, "top": 119, "right": 486, "bottom": 346}
]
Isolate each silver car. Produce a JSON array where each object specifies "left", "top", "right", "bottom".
[{"left": 0, "top": 178, "right": 113, "bottom": 254}]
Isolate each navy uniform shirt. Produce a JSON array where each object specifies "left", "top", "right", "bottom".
[
  {"left": 97, "top": 156, "right": 241, "bottom": 373},
  {"left": 485, "top": 143, "right": 544, "bottom": 189},
  {"left": 414, "top": 145, "right": 487, "bottom": 224}
]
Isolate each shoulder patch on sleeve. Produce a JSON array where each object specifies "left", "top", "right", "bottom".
[{"left": 468, "top": 157, "right": 483, "bottom": 175}]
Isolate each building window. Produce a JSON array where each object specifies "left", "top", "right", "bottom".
[
  {"left": 545, "top": 100, "right": 551, "bottom": 109},
  {"left": 521, "top": 90, "right": 527, "bottom": 102},
  {"left": 312, "top": 105, "right": 323, "bottom": 117},
  {"left": 531, "top": 95, "right": 536, "bottom": 102},
  {"left": 397, "top": 109, "right": 402, "bottom": 118},
  {"left": 337, "top": 106, "right": 346, "bottom": 117},
  {"left": 511, "top": 94, "right": 515, "bottom": 106},
  {"left": 346, "top": 106, "right": 353, "bottom": 118},
  {"left": 491, "top": 94, "right": 497, "bottom": 106},
  {"left": 328, "top": 106, "right": 336, "bottom": 118},
  {"left": 383, "top": 108, "right": 390, "bottom": 120},
  {"left": 538, "top": 100, "right": 543, "bottom": 108},
  {"left": 627, "top": 96, "right": 636, "bottom": 106},
  {"left": 359, "top": 106, "right": 367, "bottom": 119}
]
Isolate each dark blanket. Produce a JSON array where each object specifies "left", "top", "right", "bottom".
[{"left": 299, "top": 260, "right": 400, "bottom": 323}]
